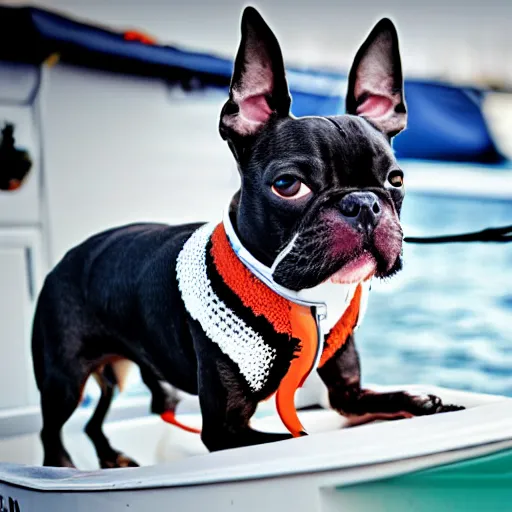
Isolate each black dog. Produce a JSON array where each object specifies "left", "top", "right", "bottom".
[{"left": 32, "top": 7, "right": 462, "bottom": 469}]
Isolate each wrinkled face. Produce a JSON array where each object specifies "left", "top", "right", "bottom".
[
  {"left": 220, "top": 8, "right": 407, "bottom": 291},
  {"left": 234, "top": 115, "right": 404, "bottom": 290}
]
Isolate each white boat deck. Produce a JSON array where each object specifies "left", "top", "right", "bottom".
[{"left": 0, "top": 385, "right": 511, "bottom": 512}]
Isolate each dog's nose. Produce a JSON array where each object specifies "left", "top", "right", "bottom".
[{"left": 339, "top": 191, "right": 382, "bottom": 233}]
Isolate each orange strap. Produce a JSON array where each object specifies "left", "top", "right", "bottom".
[{"left": 275, "top": 303, "right": 318, "bottom": 437}]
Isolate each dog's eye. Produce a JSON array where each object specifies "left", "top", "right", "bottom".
[
  {"left": 272, "top": 175, "right": 311, "bottom": 199},
  {"left": 388, "top": 170, "right": 404, "bottom": 188}
]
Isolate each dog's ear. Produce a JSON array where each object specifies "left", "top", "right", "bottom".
[
  {"left": 219, "top": 7, "right": 291, "bottom": 143},
  {"left": 345, "top": 18, "right": 407, "bottom": 138}
]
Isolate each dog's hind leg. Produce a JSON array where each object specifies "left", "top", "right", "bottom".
[
  {"left": 85, "top": 364, "right": 139, "bottom": 468},
  {"left": 39, "top": 370, "right": 84, "bottom": 468},
  {"left": 33, "top": 302, "right": 87, "bottom": 468},
  {"left": 140, "top": 369, "right": 180, "bottom": 416}
]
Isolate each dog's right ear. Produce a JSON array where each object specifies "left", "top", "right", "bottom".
[{"left": 219, "top": 7, "right": 291, "bottom": 146}]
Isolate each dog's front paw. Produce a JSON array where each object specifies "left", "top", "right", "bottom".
[
  {"left": 410, "top": 394, "right": 465, "bottom": 415},
  {"left": 437, "top": 402, "right": 466, "bottom": 413}
]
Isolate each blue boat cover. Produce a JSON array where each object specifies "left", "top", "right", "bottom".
[{"left": 0, "top": 5, "right": 504, "bottom": 163}]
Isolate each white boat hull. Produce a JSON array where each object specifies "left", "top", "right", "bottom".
[{"left": 1, "top": 385, "right": 511, "bottom": 511}]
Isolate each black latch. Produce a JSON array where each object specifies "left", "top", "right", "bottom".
[{"left": 0, "top": 123, "right": 32, "bottom": 191}]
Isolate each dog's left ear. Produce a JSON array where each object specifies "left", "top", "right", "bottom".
[
  {"left": 346, "top": 18, "right": 407, "bottom": 138},
  {"left": 219, "top": 7, "right": 291, "bottom": 145}
]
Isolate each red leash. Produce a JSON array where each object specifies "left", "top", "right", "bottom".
[{"left": 160, "top": 410, "right": 202, "bottom": 435}]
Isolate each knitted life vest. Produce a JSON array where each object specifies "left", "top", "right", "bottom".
[{"left": 169, "top": 220, "right": 371, "bottom": 437}]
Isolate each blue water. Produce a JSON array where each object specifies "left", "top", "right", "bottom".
[{"left": 358, "top": 192, "right": 512, "bottom": 396}]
